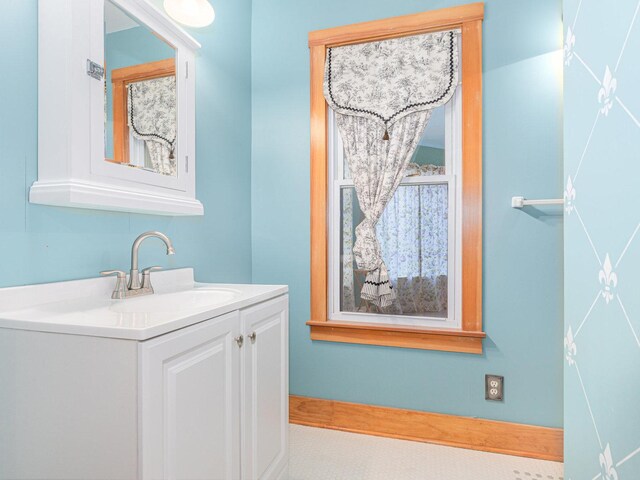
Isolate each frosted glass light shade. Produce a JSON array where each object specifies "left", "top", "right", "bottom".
[{"left": 163, "top": 0, "right": 215, "bottom": 27}]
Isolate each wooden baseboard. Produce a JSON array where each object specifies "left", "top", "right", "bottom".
[{"left": 289, "top": 395, "right": 563, "bottom": 462}]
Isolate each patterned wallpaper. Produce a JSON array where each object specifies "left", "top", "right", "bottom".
[{"left": 563, "top": 0, "right": 640, "bottom": 477}]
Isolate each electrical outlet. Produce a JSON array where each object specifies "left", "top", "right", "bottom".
[{"left": 485, "top": 375, "right": 504, "bottom": 401}]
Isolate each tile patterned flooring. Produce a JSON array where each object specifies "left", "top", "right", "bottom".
[{"left": 286, "top": 425, "right": 564, "bottom": 480}]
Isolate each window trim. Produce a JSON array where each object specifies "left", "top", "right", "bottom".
[{"left": 308, "top": 3, "right": 485, "bottom": 354}]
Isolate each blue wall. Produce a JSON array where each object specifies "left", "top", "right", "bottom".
[
  {"left": 252, "top": 0, "right": 564, "bottom": 427},
  {"left": 0, "top": 0, "right": 252, "bottom": 287},
  {"left": 564, "top": 0, "right": 640, "bottom": 476}
]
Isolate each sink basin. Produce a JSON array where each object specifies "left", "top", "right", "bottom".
[
  {"left": 0, "top": 268, "right": 287, "bottom": 340},
  {"left": 110, "top": 287, "right": 242, "bottom": 314}
]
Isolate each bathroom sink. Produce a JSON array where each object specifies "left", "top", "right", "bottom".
[
  {"left": 0, "top": 268, "right": 287, "bottom": 340},
  {"left": 110, "top": 287, "right": 242, "bottom": 314}
]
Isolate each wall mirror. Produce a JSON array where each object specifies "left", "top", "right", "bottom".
[
  {"left": 33, "top": 0, "right": 203, "bottom": 215},
  {"left": 104, "top": 1, "right": 177, "bottom": 176}
]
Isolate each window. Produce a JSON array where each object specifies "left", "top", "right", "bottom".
[
  {"left": 328, "top": 86, "right": 462, "bottom": 329},
  {"left": 308, "top": 4, "right": 485, "bottom": 353}
]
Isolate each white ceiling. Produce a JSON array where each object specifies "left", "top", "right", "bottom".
[{"left": 105, "top": 1, "right": 139, "bottom": 34}]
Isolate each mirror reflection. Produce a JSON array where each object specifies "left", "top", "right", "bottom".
[{"left": 104, "top": 1, "right": 177, "bottom": 176}]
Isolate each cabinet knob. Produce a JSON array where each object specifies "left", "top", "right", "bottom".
[
  {"left": 248, "top": 332, "right": 257, "bottom": 344},
  {"left": 234, "top": 335, "right": 244, "bottom": 348}
]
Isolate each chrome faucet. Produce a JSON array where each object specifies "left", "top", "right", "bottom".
[{"left": 101, "top": 231, "right": 175, "bottom": 299}]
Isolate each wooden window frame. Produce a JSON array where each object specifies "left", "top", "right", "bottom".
[
  {"left": 109, "top": 58, "right": 176, "bottom": 164},
  {"left": 307, "top": 3, "right": 485, "bottom": 354}
]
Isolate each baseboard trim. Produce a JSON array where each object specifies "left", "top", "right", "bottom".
[{"left": 289, "top": 395, "right": 563, "bottom": 462}]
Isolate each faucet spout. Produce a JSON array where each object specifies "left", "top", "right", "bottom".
[{"left": 129, "top": 231, "right": 175, "bottom": 290}]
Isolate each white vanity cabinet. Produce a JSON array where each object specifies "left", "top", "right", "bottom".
[
  {"left": 240, "top": 298, "right": 289, "bottom": 480},
  {"left": 0, "top": 271, "right": 288, "bottom": 480},
  {"left": 140, "top": 296, "right": 289, "bottom": 480},
  {"left": 140, "top": 311, "right": 242, "bottom": 480}
]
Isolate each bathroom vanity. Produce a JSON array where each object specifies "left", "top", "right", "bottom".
[{"left": 0, "top": 268, "right": 289, "bottom": 480}]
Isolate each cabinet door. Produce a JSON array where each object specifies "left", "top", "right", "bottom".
[
  {"left": 241, "top": 295, "right": 289, "bottom": 480},
  {"left": 140, "top": 312, "right": 241, "bottom": 480}
]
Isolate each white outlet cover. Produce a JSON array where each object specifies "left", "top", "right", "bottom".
[{"left": 485, "top": 374, "right": 504, "bottom": 401}]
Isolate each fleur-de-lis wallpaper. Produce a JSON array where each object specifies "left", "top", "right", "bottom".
[
  {"left": 564, "top": 326, "right": 577, "bottom": 366},
  {"left": 598, "top": 444, "right": 619, "bottom": 480},
  {"left": 564, "top": 176, "right": 576, "bottom": 215},
  {"left": 564, "top": 26, "right": 576, "bottom": 66},
  {"left": 598, "top": 254, "right": 617, "bottom": 304},
  {"left": 564, "top": 0, "right": 640, "bottom": 477},
  {"left": 597, "top": 66, "right": 617, "bottom": 116}
]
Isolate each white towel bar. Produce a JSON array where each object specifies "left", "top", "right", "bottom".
[{"left": 511, "top": 196, "right": 564, "bottom": 208}]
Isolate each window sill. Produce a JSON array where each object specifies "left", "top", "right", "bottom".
[{"left": 307, "top": 320, "right": 485, "bottom": 354}]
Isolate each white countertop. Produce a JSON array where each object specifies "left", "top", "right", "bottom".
[{"left": 0, "top": 268, "right": 287, "bottom": 340}]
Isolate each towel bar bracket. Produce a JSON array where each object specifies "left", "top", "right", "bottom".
[{"left": 511, "top": 196, "right": 564, "bottom": 209}]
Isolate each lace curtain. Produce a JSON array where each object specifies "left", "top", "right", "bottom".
[
  {"left": 128, "top": 75, "right": 177, "bottom": 176},
  {"left": 325, "top": 29, "right": 459, "bottom": 308},
  {"left": 341, "top": 167, "right": 449, "bottom": 315},
  {"left": 377, "top": 182, "right": 448, "bottom": 314}
]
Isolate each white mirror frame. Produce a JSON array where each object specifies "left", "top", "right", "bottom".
[{"left": 31, "top": 0, "right": 204, "bottom": 216}]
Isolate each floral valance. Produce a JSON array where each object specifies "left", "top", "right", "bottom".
[
  {"left": 128, "top": 75, "right": 177, "bottom": 175},
  {"left": 323, "top": 29, "right": 459, "bottom": 130}
]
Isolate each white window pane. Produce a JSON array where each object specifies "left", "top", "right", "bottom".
[
  {"left": 129, "top": 133, "right": 146, "bottom": 167},
  {"left": 341, "top": 103, "right": 447, "bottom": 180},
  {"left": 407, "top": 104, "right": 447, "bottom": 177},
  {"left": 340, "top": 184, "right": 449, "bottom": 318}
]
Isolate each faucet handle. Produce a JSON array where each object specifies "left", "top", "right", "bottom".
[
  {"left": 141, "top": 266, "right": 162, "bottom": 290},
  {"left": 100, "top": 270, "right": 127, "bottom": 278},
  {"left": 141, "top": 266, "right": 163, "bottom": 275},
  {"left": 100, "top": 270, "right": 127, "bottom": 300}
]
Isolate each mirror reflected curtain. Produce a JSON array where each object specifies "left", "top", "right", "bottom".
[{"left": 104, "top": 1, "right": 178, "bottom": 176}]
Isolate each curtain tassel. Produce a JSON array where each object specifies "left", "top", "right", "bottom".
[
  {"left": 382, "top": 128, "right": 389, "bottom": 141},
  {"left": 169, "top": 146, "right": 175, "bottom": 160}
]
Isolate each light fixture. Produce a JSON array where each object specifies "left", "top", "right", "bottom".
[{"left": 163, "top": 0, "right": 215, "bottom": 28}]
